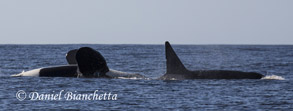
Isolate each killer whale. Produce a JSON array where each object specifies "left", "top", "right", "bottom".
[
  {"left": 158, "top": 41, "right": 264, "bottom": 80},
  {"left": 12, "top": 42, "right": 264, "bottom": 80},
  {"left": 12, "top": 47, "right": 145, "bottom": 79}
]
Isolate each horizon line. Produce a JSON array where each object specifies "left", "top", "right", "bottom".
[{"left": 0, "top": 43, "right": 292, "bottom": 45}]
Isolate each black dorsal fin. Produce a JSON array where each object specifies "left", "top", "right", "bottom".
[
  {"left": 66, "top": 49, "right": 78, "bottom": 64},
  {"left": 165, "top": 41, "right": 188, "bottom": 74}
]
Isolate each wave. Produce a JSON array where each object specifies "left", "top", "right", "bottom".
[{"left": 261, "top": 75, "right": 285, "bottom": 80}]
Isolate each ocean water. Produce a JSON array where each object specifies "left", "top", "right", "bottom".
[{"left": 0, "top": 44, "right": 292, "bottom": 110}]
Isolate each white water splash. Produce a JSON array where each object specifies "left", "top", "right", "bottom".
[
  {"left": 170, "top": 78, "right": 178, "bottom": 80},
  {"left": 117, "top": 77, "right": 147, "bottom": 80},
  {"left": 261, "top": 75, "right": 285, "bottom": 80}
]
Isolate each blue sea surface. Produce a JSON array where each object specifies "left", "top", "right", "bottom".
[{"left": 0, "top": 44, "right": 292, "bottom": 110}]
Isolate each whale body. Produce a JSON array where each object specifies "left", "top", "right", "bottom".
[
  {"left": 12, "top": 47, "right": 145, "bottom": 79},
  {"left": 158, "top": 41, "right": 264, "bottom": 80},
  {"left": 12, "top": 42, "right": 264, "bottom": 80}
]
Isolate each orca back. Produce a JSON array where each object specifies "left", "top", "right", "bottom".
[
  {"left": 39, "top": 65, "right": 78, "bottom": 77},
  {"left": 163, "top": 41, "right": 264, "bottom": 80}
]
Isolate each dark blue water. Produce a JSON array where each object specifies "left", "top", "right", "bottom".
[{"left": 0, "top": 44, "right": 292, "bottom": 110}]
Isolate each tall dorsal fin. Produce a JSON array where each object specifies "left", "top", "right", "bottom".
[
  {"left": 66, "top": 49, "right": 78, "bottom": 64},
  {"left": 165, "top": 41, "right": 188, "bottom": 74}
]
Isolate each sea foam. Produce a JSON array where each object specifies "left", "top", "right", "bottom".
[{"left": 261, "top": 75, "right": 285, "bottom": 80}]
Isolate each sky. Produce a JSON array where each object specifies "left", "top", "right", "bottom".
[{"left": 0, "top": 0, "right": 292, "bottom": 44}]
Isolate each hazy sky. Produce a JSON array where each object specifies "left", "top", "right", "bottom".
[{"left": 0, "top": 0, "right": 292, "bottom": 44}]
